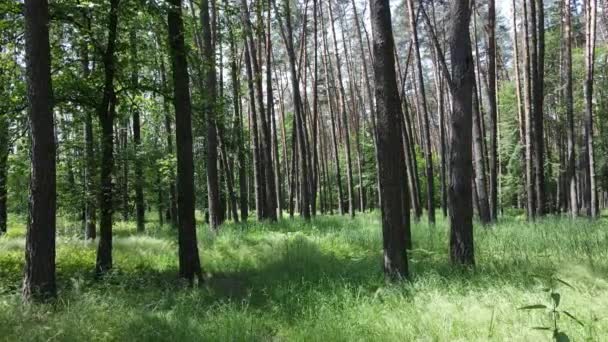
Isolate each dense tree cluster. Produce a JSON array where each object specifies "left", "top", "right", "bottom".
[{"left": 2, "top": 0, "right": 607, "bottom": 300}]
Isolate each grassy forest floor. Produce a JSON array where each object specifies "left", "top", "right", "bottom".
[{"left": 1, "top": 212, "right": 608, "bottom": 341}]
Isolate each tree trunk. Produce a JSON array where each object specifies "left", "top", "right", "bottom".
[
  {"left": 201, "top": 0, "right": 222, "bottom": 229},
  {"left": 406, "top": 0, "right": 435, "bottom": 225},
  {"left": 448, "top": 0, "right": 475, "bottom": 266},
  {"left": 327, "top": 0, "right": 355, "bottom": 218},
  {"left": 23, "top": 0, "right": 56, "bottom": 300},
  {"left": 159, "top": 54, "right": 179, "bottom": 228},
  {"left": 96, "top": 0, "right": 120, "bottom": 275},
  {"left": 275, "top": 0, "right": 311, "bottom": 220},
  {"left": 130, "top": 29, "right": 145, "bottom": 233},
  {"left": 487, "top": 0, "right": 498, "bottom": 221},
  {"left": 320, "top": 6, "right": 344, "bottom": 215},
  {"left": 168, "top": 0, "right": 202, "bottom": 283},
  {"left": 564, "top": 0, "right": 578, "bottom": 217},
  {"left": 584, "top": 0, "right": 598, "bottom": 218},
  {"left": 370, "top": 0, "right": 410, "bottom": 280},
  {"left": 472, "top": 84, "right": 491, "bottom": 224},
  {"left": 533, "top": 0, "right": 546, "bottom": 217},
  {"left": 522, "top": 0, "right": 536, "bottom": 220}
]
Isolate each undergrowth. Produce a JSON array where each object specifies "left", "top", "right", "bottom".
[{"left": 0, "top": 212, "right": 607, "bottom": 341}]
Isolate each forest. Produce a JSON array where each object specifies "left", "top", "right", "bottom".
[{"left": 1, "top": 0, "right": 608, "bottom": 340}]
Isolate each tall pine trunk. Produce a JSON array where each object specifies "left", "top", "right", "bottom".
[
  {"left": 168, "top": 0, "right": 202, "bottom": 282},
  {"left": 370, "top": 0, "right": 410, "bottom": 280},
  {"left": 23, "top": 0, "right": 56, "bottom": 300},
  {"left": 96, "top": 0, "right": 120, "bottom": 274},
  {"left": 448, "top": 0, "right": 475, "bottom": 266}
]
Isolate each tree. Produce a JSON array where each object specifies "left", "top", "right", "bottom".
[
  {"left": 564, "top": 0, "right": 577, "bottom": 217},
  {"left": 168, "top": 0, "right": 202, "bottom": 282},
  {"left": 584, "top": 0, "right": 598, "bottom": 218},
  {"left": 274, "top": 0, "right": 311, "bottom": 220},
  {"left": 201, "top": 0, "right": 222, "bottom": 229},
  {"left": 370, "top": 0, "right": 410, "bottom": 279},
  {"left": 130, "top": 29, "right": 145, "bottom": 232},
  {"left": 23, "top": 0, "right": 56, "bottom": 300},
  {"left": 447, "top": 0, "right": 475, "bottom": 265},
  {"left": 327, "top": 0, "right": 355, "bottom": 217},
  {"left": 95, "top": 0, "right": 120, "bottom": 274},
  {"left": 487, "top": 0, "right": 498, "bottom": 221},
  {"left": 406, "top": 0, "right": 435, "bottom": 225}
]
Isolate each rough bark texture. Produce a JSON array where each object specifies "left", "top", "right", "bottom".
[
  {"left": 448, "top": 0, "right": 475, "bottom": 266},
  {"left": 168, "top": 0, "right": 202, "bottom": 282},
  {"left": 95, "top": 0, "right": 120, "bottom": 274},
  {"left": 370, "top": 0, "right": 410, "bottom": 280},
  {"left": 23, "top": 0, "right": 56, "bottom": 300}
]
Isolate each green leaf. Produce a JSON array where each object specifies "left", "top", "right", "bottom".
[
  {"left": 562, "top": 311, "right": 585, "bottom": 327},
  {"left": 518, "top": 304, "right": 547, "bottom": 310},
  {"left": 532, "top": 327, "right": 551, "bottom": 330},
  {"left": 551, "top": 293, "right": 561, "bottom": 307},
  {"left": 554, "top": 331, "right": 570, "bottom": 342},
  {"left": 554, "top": 277, "right": 575, "bottom": 290}
]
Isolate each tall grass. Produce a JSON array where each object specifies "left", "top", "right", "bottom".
[{"left": 0, "top": 212, "right": 607, "bottom": 341}]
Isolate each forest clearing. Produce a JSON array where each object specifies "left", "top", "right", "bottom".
[
  {"left": 2, "top": 0, "right": 608, "bottom": 340},
  {"left": 1, "top": 213, "right": 607, "bottom": 340}
]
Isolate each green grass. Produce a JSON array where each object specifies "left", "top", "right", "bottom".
[{"left": 1, "top": 212, "right": 607, "bottom": 341}]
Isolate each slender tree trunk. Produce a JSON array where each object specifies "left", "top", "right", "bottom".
[
  {"left": 23, "top": 0, "right": 56, "bottom": 300},
  {"left": 564, "top": 0, "right": 578, "bottom": 217},
  {"left": 120, "top": 119, "right": 129, "bottom": 221},
  {"left": 448, "top": 0, "right": 475, "bottom": 266},
  {"left": 274, "top": 0, "right": 311, "bottom": 220},
  {"left": 406, "top": 0, "right": 435, "bottom": 225},
  {"left": 159, "top": 55, "right": 179, "bottom": 228},
  {"left": 243, "top": 44, "right": 264, "bottom": 220},
  {"left": 320, "top": 6, "right": 344, "bottom": 215},
  {"left": 533, "top": 0, "right": 546, "bottom": 216},
  {"left": 522, "top": 0, "right": 536, "bottom": 220},
  {"left": 584, "top": 0, "right": 598, "bottom": 218},
  {"left": 96, "top": 0, "right": 120, "bottom": 274},
  {"left": 168, "top": 0, "right": 202, "bottom": 283},
  {"left": 201, "top": 0, "right": 222, "bottom": 229},
  {"left": 130, "top": 29, "right": 145, "bottom": 233},
  {"left": 370, "top": 0, "right": 410, "bottom": 280},
  {"left": 487, "top": 0, "right": 498, "bottom": 221},
  {"left": 328, "top": 0, "right": 355, "bottom": 218},
  {"left": 472, "top": 84, "right": 491, "bottom": 224},
  {"left": 79, "top": 40, "right": 96, "bottom": 239}
]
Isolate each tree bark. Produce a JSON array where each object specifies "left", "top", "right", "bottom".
[
  {"left": 584, "top": 0, "right": 598, "bottom": 218},
  {"left": 201, "top": 0, "right": 222, "bottom": 229},
  {"left": 168, "top": 0, "right": 202, "bottom": 282},
  {"left": 487, "top": 0, "right": 498, "bottom": 221},
  {"left": 23, "top": 0, "right": 56, "bottom": 300},
  {"left": 370, "top": 0, "right": 410, "bottom": 280},
  {"left": 96, "top": 0, "right": 120, "bottom": 275},
  {"left": 564, "top": 0, "right": 578, "bottom": 217},
  {"left": 533, "top": 0, "right": 546, "bottom": 217},
  {"left": 522, "top": 0, "right": 536, "bottom": 220},
  {"left": 448, "top": 0, "right": 475, "bottom": 266}
]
